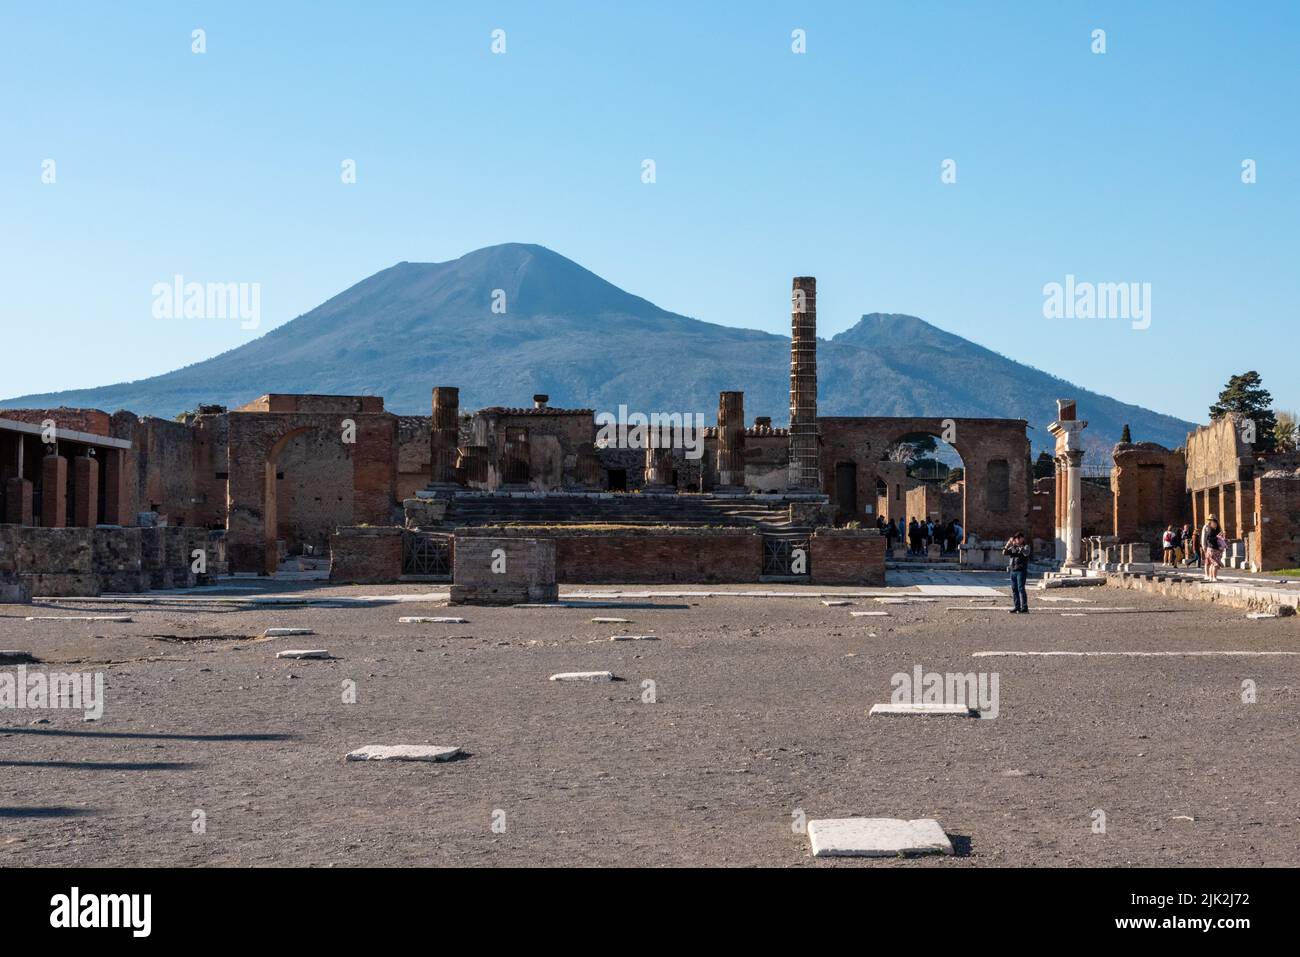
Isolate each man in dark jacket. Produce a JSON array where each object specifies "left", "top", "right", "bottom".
[{"left": 1003, "top": 532, "right": 1032, "bottom": 613}]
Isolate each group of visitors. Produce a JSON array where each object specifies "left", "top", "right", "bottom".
[
  {"left": 1162, "top": 517, "right": 1229, "bottom": 580},
  {"left": 877, "top": 516, "right": 963, "bottom": 555}
]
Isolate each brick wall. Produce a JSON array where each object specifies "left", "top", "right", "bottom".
[
  {"left": 1255, "top": 475, "right": 1300, "bottom": 571},
  {"left": 454, "top": 525, "right": 763, "bottom": 584},
  {"left": 809, "top": 528, "right": 886, "bottom": 585},
  {"left": 0, "top": 525, "right": 210, "bottom": 597},
  {"left": 328, "top": 526, "right": 404, "bottom": 584}
]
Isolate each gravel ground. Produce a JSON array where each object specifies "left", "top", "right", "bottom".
[{"left": 1, "top": 576, "right": 1297, "bottom": 867}]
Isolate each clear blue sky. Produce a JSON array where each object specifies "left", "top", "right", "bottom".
[{"left": 3, "top": 1, "right": 1296, "bottom": 423}]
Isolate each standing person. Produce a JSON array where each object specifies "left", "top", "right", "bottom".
[
  {"left": 1161, "top": 526, "right": 1175, "bottom": 566},
  {"left": 1170, "top": 524, "right": 1184, "bottom": 565},
  {"left": 1201, "top": 516, "right": 1224, "bottom": 581},
  {"left": 1003, "top": 532, "right": 1032, "bottom": 613},
  {"left": 908, "top": 518, "right": 920, "bottom": 556},
  {"left": 1181, "top": 524, "right": 1196, "bottom": 567}
]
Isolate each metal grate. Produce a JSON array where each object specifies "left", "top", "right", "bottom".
[
  {"left": 403, "top": 533, "right": 451, "bottom": 578},
  {"left": 763, "top": 535, "right": 811, "bottom": 577}
]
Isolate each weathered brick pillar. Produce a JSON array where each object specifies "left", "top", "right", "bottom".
[
  {"left": 716, "top": 391, "right": 746, "bottom": 489},
  {"left": 575, "top": 442, "right": 602, "bottom": 488},
  {"left": 430, "top": 386, "right": 460, "bottom": 486},
  {"left": 788, "top": 277, "right": 820, "bottom": 490},
  {"left": 501, "top": 427, "right": 531, "bottom": 486},
  {"left": 74, "top": 455, "right": 99, "bottom": 527},
  {"left": 102, "top": 448, "right": 127, "bottom": 525},
  {"left": 41, "top": 454, "right": 68, "bottom": 528},
  {"left": 644, "top": 435, "right": 675, "bottom": 489},
  {"left": 5, "top": 477, "right": 33, "bottom": 525},
  {"left": 457, "top": 445, "right": 490, "bottom": 487}
]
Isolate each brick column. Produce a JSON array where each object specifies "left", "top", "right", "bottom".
[
  {"left": 788, "top": 276, "right": 820, "bottom": 490},
  {"left": 4, "top": 477, "right": 32, "bottom": 525},
  {"left": 102, "top": 448, "right": 127, "bottom": 525},
  {"left": 74, "top": 455, "right": 99, "bottom": 527},
  {"left": 716, "top": 391, "right": 746, "bottom": 490},
  {"left": 429, "top": 386, "right": 460, "bottom": 487},
  {"left": 41, "top": 454, "right": 68, "bottom": 528}
]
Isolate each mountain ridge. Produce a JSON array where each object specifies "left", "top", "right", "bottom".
[{"left": 0, "top": 243, "right": 1196, "bottom": 455}]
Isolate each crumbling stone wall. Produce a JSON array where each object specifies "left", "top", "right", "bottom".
[
  {"left": 819, "top": 417, "right": 1030, "bottom": 540},
  {"left": 1111, "top": 442, "right": 1187, "bottom": 548},
  {"left": 0, "top": 525, "right": 209, "bottom": 597},
  {"left": 396, "top": 415, "right": 433, "bottom": 500}
]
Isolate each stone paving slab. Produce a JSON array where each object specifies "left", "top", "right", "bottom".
[
  {"left": 609, "top": 635, "right": 658, "bottom": 641},
  {"left": 345, "top": 744, "right": 461, "bottom": 762},
  {"left": 807, "top": 818, "right": 954, "bottom": 857},
  {"left": 276, "top": 649, "right": 333, "bottom": 659},
  {"left": 869, "top": 703, "right": 979, "bottom": 717},
  {"left": 591, "top": 617, "right": 632, "bottom": 623},
  {"left": 549, "top": 671, "right": 617, "bottom": 682},
  {"left": 262, "top": 628, "right": 316, "bottom": 637},
  {"left": 399, "top": 616, "right": 468, "bottom": 624},
  {"left": 25, "top": 615, "right": 133, "bottom": 622}
]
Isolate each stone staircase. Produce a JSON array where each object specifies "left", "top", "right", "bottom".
[{"left": 440, "top": 492, "right": 806, "bottom": 535}]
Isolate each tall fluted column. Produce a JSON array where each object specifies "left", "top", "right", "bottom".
[
  {"left": 716, "top": 391, "right": 746, "bottom": 490},
  {"left": 644, "top": 433, "right": 675, "bottom": 490},
  {"left": 788, "top": 277, "right": 820, "bottom": 490}
]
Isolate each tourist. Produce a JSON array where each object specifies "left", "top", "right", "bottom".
[
  {"left": 908, "top": 518, "right": 920, "bottom": 555},
  {"left": 1003, "top": 532, "right": 1032, "bottom": 613},
  {"left": 1170, "top": 524, "right": 1184, "bottom": 565},
  {"left": 1182, "top": 523, "right": 1198, "bottom": 567},
  {"left": 953, "top": 520, "right": 964, "bottom": 547},
  {"left": 1201, "top": 515, "right": 1225, "bottom": 581},
  {"left": 1161, "top": 526, "right": 1175, "bottom": 565}
]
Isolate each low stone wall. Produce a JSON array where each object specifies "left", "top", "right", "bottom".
[
  {"left": 450, "top": 536, "right": 558, "bottom": 605},
  {"left": 1105, "top": 572, "right": 1300, "bottom": 615},
  {"left": 329, "top": 526, "right": 404, "bottom": 584},
  {"left": 809, "top": 528, "right": 886, "bottom": 586},
  {"left": 0, "top": 525, "right": 211, "bottom": 598},
  {"left": 453, "top": 526, "right": 763, "bottom": 584}
]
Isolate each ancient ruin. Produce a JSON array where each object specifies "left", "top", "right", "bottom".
[{"left": 3, "top": 276, "right": 1299, "bottom": 602}]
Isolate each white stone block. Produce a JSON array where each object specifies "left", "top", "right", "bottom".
[
  {"left": 591, "top": 617, "right": 632, "bottom": 623},
  {"left": 609, "top": 634, "right": 658, "bottom": 641},
  {"left": 399, "top": 616, "right": 468, "bottom": 624},
  {"left": 549, "top": 671, "right": 616, "bottom": 682},
  {"left": 345, "top": 744, "right": 461, "bottom": 762},
  {"left": 25, "top": 615, "right": 133, "bottom": 622},
  {"left": 851, "top": 611, "right": 890, "bottom": 617},
  {"left": 262, "top": 627, "right": 315, "bottom": 637},
  {"left": 868, "top": 703, "right": 978, "bottom": 717},
  {"left": 276, "top": 649, "right": 333, "bottom": 659},
  {"left": 807, "top": 817, "right": 953, "bottom": 858}
]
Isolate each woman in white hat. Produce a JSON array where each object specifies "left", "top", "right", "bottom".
[{"left": 1200, "top": 515, "right": 1225, "bottom": 581}]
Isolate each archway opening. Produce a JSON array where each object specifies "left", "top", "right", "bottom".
[{"left": 880, "top": 431, "right": 966, "bottom": 555}]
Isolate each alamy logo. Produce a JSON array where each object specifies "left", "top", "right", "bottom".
[
  {"left": 50, "top": 887, "right": 151, "bottom": 937},
  {"left": 0, "top": 666, "right": 104, "bottom": 720},
  {"left": 1042, "top": 274, "right": 1151, "bottom": 330},
  {"left": 891, "top": 664, "right": 1000, "bottom": 718},
  {"left": 151, "top": 274, "right": 261, "bottom": 329},
  {"left": 594, "top": 406, "right": 706, "bottom": 460}
]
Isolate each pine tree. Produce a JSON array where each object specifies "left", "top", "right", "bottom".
[
  {"left": 1120, "top": 423, "right": 1132, "bottom": 444},
  {"left": 1209, "top": 371, "right": 1277, "bottom": 453},
  {"left": 1033, "top": 451, "right": 1055, "bottom": 479}
]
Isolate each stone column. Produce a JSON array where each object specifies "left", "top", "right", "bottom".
[
  {"left": 1063, "top": 449, "right": 1083, "bottom": 566},
  {"left": 644, "top": 434, "right": 675, "bottom": 490},
  {"left": 74, "top": 454, "right": 99, "bottom": 527},
  {"left": 715, "top": 391, "right": 746, "bottom": 491},
  {"left": 1053, "top": 457, "right": 1066, "bottom": 561},
  {"left": 5, "top": 477, "right": 32, "bottom": 525},
  {"left": 429, "top": 386, "right": 460, "bottom": 488},
  {"left": 1048, "top": 400, "right": 1087, "bottom": 568},
  {"left": 41, "top": 454, "right": 67, "bottom": 528},
  {"left": 788, "top": 277, "right": 820, "bottom": 490}
]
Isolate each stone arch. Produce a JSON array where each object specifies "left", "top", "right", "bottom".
[{"left": 818, "top": 416, "right": 1031, "bottom": 541}]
